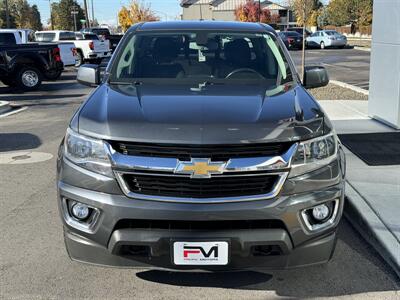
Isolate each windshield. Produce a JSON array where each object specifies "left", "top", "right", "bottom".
[
  {"left": 325, "top": 31, "right": 340, "bottom": 36},
  {"left": 0, "top": 33, "right": 16, "bottom": 45},
  {"left": 83, "top": 34, "right": 99, "bottom": 40},
  {"left": 286, "top": 32, "right": 301, "bottom": 37},
  {"left": 92, "top": 29, "right": 110, "bottom": 36},
  {"left": 35, "top": 32, "right": 56, "bottom": 42},
  {"left": 111, "top": 31, "right": 295, "bottom": 89}
]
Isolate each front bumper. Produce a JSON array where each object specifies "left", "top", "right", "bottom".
[
  {"left": 57, "top": 153, "right": 345, "bottom": 270},
  {"left": 87, "top": 51, "right": 112, "bottom": 60},
  {"left": 65, "top": 225, "right": 337, "bottom": 270}
]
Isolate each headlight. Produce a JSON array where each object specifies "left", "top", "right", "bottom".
[
  {"left": 289, "top": 133, "right": 338, "bottom": 177},
  {"left": 64, "top": 128, "right": 113, "bottom": 177}
]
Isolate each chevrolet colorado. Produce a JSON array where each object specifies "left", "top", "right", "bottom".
[{"left": 57, "top": 21, "right": 346, "bottom": 270}]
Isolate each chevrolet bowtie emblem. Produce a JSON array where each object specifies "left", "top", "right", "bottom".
[{"left": 175, "top": 158, "right": 227, "bottom": 178}]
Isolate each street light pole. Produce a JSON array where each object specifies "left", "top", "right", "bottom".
[
  {"left": 71, "top": 6, "right": 78, "bottom": 32},
  {"left": 91, "top": 0, "right": 95, "bottom": 26},
  {"left": 48, "top": 0, "right": 54, "bottom": 30},
  {"left": 83, "top": 0, "right": 90, "bottom": 29},
  {"left": 5, "top": 0, "right": 10, "bottom": 28}
]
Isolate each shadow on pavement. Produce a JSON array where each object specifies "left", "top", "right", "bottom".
[
  {"left": 0, "top": 94, "right": 86, "bottom": 102},
  {"left": 137, "top": 270, "right": 272, "bottom": 289},
  {"left": 0, "top": 133, "right": 42, "bottom": 152},
  {"left": 136, "top": 220, "right": 399, "bottom": 297}
]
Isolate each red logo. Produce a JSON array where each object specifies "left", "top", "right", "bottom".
[{"left": 183, "top": 245, "right": 218, "bottom": 258}]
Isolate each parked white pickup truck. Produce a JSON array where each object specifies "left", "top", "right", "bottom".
[
  {"left": 0, "top": 29, "right": 77, "bottom": 70},
  {"left": 35, "top": 30, "right": 111, "bottom": 66}
]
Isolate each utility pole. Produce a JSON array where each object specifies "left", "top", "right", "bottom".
[
  {"left": 91, "top": 0, "right": 95, "bottom": 26},
  {"left": 83, "top": 0, "right": 90, "bottom": 29},
  {"left": 71, "top": 5, "right": 78, "bottom": 31},
  {"left": 5, "top": 0, "right": 10, "bottom": 28},
  {"left": 48, "top": 0, "right": 54, "bottom": 30},
  {"left": 198, "top": 3, "right": 203, "bottom": 20},
  {"left": 258, "top": 0, "right": 261, "bottom": 22}
]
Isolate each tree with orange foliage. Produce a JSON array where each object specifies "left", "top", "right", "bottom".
[
  {"left": 118, "top": 0, "right": 159, "bottom": 32},
  {"left": 234, "top": 0, "right": 279, "bottom": 24}
]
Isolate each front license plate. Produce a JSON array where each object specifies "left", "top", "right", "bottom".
[{"left": 173, "top": 241, "right": 229, "bottom": 265}]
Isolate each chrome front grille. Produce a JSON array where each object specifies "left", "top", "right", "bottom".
[
  {"left": 107, "top": 142, "right": 298, "bottom": 203},
  {"left": 122, "top": 173, "right": 280, "bottom": 198}
]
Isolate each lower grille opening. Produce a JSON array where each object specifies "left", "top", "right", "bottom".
[
  {"left": 122, "top": 174, "right": 280, "bottom": 198},
  {"left": 119, "top": 245, "right": 150, "bottom": 257},
  {"left": 252, "top": 245, "right": 283, "bottom": 256},
  {"left": 114, "top": 219, "right": 286, "bottom": 231}
]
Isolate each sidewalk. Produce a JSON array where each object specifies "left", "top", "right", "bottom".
[{"left": 320, "top": 100, "right": 400, "bottom": 278}]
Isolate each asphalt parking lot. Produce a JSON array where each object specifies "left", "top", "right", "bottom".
[{"left": 291, "top": 48, "right": 371, "bottom": 90}]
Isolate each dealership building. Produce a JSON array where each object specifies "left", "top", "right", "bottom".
[{"left": 180, "top": 0, "right": 297, "bottom": 30}]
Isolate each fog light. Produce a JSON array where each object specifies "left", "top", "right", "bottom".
[
  {"left": 312, "top": 204, "right": 330, "bottom": 221},
  {"left": 71, "top": 202, "right": 90, "bottom": 220}
]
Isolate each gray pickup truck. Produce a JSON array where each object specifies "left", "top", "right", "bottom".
[{"left": 57, "top": 21, "right": 345, "bottom": 271}]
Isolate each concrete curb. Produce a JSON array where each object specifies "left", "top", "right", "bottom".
[
  {"left": 344, "top": 182, "right": 400, "bottom": 279},
  {"left": 0, "top": 101, "right": 12, "bottom": 115},
  {"left": 330, "top": 80, "right": 369, "bottom": 96},
  {"left": 353, "top": 46, "right": 371, "bottom": 52}
]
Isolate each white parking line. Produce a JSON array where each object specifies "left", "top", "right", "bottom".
[{"left": 330, "top": 80, "right": 369, "bottom": 95}]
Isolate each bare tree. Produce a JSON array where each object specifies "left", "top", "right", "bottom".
[{"left": 289, "top": 0, "right": 316, "bottom": 81}]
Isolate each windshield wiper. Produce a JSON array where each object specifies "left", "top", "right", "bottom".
[{"left": 108, "top": 79, "right": 143, "bottom": 86}]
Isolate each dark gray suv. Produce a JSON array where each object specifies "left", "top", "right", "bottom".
[{"left": 57, "top": 21, "right": 345, "bottom": 270}]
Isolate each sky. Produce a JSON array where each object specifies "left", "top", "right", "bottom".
[
  {"left": 28, "top": 0, "right": 330, "bottom": 27},
  {"left": 28, "top": 0, "right": 183, "bottom": 27}
]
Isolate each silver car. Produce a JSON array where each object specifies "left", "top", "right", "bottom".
[{"left": 306, "top": 30, "right": 347, "bottom": 49}]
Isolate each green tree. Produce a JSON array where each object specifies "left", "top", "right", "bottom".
[
  {"left": 52, "top": 0, "right": 85, "bottom": 30},
  {"left": 9, "top": 0, "right": 32, "bottom": 28},
  {"left": 0, "top": 1, "right": 16, "bottom": 28},
  {"left": 317, "top": 6, "right": 329, "bottom": 28},
  {"left": 29, "top": 5, "right": 43, "bottom": 31},
  {"left": 290, "top": 0, "right": 322, "bottom": 26},
  {"left": 0, "top": 0, "right": 42, "bottom": 30},
  {"left": 327, "top": 0, "right": 373, "bottom": 28}
]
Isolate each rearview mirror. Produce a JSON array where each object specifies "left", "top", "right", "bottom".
[
  {"left": 303, "top": 66, "right": 329, "bottom": 89},
  {"left": 77, "top": 64, "right": 100, "bottom": 87}
]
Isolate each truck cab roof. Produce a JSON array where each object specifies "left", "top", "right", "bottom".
[{"left": 132, "top": 21, "right": 275, "bottom": 33}]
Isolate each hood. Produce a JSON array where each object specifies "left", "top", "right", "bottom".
[{"left": 76, "top": 83, "right": 329, "bottom": 144}]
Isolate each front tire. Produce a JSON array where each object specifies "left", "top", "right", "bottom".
[
  {"left": 15, "top": 66, "right": 42, "bottom": 91},
  {"left": 320, "top": 41, "right": 325, "bottom": 49}
]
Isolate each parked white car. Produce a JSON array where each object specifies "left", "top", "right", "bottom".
[
  {"left": 0, "top": 29, "right": 76, "bottom": 72},
  {"left": 306, "top": 30, "right": 347, "bottom": 49},
  {"left": 35, "top": 30, "right": 111, "bottom": 66}
]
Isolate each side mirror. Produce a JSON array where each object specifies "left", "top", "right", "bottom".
[
  {"left": 303, "top": 66, "right": 329, "bottom": 89},
  {"left": 77, "top": 64, "right": 100, "bottom": 86}
]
